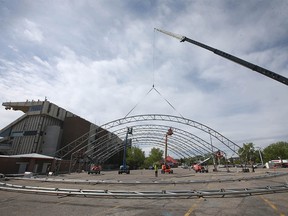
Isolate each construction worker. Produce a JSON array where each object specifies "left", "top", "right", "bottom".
[
  {"left": 154, "top": 164, "right": 158, "bottom": 177},
  {"left": 46, "top": 164, "right": 51, "bottom": 176}
]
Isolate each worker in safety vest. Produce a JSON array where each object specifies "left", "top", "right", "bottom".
[{"left": 154, "top": 164, "right": 158, "bottom": 177}]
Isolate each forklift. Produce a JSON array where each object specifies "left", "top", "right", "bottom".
[
  {"left": 192, "top": 157, "right": 210, "bottom": 173},
  {"left": 161, "top": 164, "right": 173, "bottom": 174}
]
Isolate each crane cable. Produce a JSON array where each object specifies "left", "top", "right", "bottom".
[
  {"left": 152, "top": 86, "right": 184, "bottom": 118},
  {"left": 124, "top": 85, "right": 184, "bottom": 118},
  {"left": 124, "top": 30, "right": 184, "bottom": 118},
  {"left": 124, "top": 87, "right": 154, "bottom": 118},
  {"left": 153, "top": 28, "right": 156, "bottom": 87}
]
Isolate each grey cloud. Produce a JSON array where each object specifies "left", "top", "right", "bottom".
[{"left": 0, "top": 0, "right": 287, "bottom": 150}]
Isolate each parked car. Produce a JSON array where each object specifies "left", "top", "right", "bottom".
[
  {"left": 253, "top": 163, "right": 266, "bottom": 169},
  {"left": 181, "top": 165, "right": 189, "bottom": 169}
]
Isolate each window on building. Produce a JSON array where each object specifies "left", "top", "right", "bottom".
[
  {"left": 23, "top": 131, "right": 38, "bottom": 136},
  {"left": 57, "top": 107, "right": 60, "bottom": 116},
  {"left": 29, "top": 105, "right": 43, "bottom": 112},
  {"left": 11, "top": 131, "right": 24, "bottom": 137}
]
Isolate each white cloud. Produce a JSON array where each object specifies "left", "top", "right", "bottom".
[
  {"left": 8, "top": 45, "right": 18, "bottom": 52},
  {"left": 0, "top": 0, "right": 287, "bottom": 154},
  {"left": 23, "top": 19, "right": 43, "bottom": 43}
]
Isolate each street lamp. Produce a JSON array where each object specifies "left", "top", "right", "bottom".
[
  {"left": 209, "top": 130, "right": 217, "bottom": 172},
  {"left": 256, "top": 147, "right": 264, "bottom": 165}
]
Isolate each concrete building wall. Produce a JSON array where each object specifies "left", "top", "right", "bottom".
[
  {"left": 88, "top": 124, "right": 99, "bottom": 152},
  {"left": 6, "top": 115, "right": 63, "bottom": 154},
  {"left": 0, "top": 157, "right": 56, "bottom": 174},
  {"left": 42, "top": 101, "right": 74, "bottom": 120},
  {"left": 0, "top": 157, "right": 19, "bottom": 174},
  {"left": 60, "top": 116, "right": 92, "bottom": 159},
  {"left": 12, "top": 136, "right": 35, "bottom": 154},
  {"left": 0, "top": 100, "right": 68, "bottom": 155},
  {"left": 42, "top": 125, "right": 62, "bottom": 156}
]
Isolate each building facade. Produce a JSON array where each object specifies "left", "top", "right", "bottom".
[
  {"left": 0, "top": 100, "right": 122, "bottom": 157},
  {"left": 0, "top": 100, "right": 123, "bottom": 174},
  {"left": 0, "top": 100, "right": 78, "bottom": 155}
]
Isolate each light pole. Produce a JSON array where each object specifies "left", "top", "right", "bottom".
[
  {"left": 278, "top": 157, "right": 283, "bottom": 167},
  {"left": 256, "top": 147, "right": 264, "bottom": 165},
  {"left": 164, "top": 128, "right": 173, "bottom": 164},
  {"left": 209, "top": 130, "right": 217, "bottom": 172}
]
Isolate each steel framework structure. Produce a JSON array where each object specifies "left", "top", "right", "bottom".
[
  {"left": 54, "top": 114, "right": 241, "bottom": 172},
  {"left": 74, "top": 124, "right": 214, "bottom": 161}
]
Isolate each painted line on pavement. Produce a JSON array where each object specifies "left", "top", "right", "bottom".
[
  {"left": 260, "top": 195, "right": 285, "bottom": 216},
  {"left": 184, "top": 198, "right": 203, "bottom": 216}
]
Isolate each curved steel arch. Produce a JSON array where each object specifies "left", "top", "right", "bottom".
[
  {"left": 57, "top": 114, "right": 240, "bottom": 172},
  {"left": 130, "top": 125, "right": 212, "bottom": 154},
  {"left": 82, "top": 124, "right": 214, "bottom": 162},
  {"left": 131, "top": 131, "right": 206, "bottom": 156},
  {"left": 76, "top": 125, "right": 204, "bottom": 165},
  {"left": 111, "top": 124, "right": 211, "bottom": 155},
  {"left": 100, "top": 114, "right": 241, "bottom": 155},
  {"left": 132, "top": 138, "right": 189, "bottom": 158},
  {"left": 74, "top": 134, "right": 188, "bottom": 166},
  {"left": 87, "top": 132, "right": 189, "bottom": 161},
  {"left": 96, "top": 139, "right": 188, "bottom": 164}
]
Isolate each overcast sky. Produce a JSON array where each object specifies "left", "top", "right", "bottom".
[{"left": 1, "top": 0, "right": 287, "bottom": 151}]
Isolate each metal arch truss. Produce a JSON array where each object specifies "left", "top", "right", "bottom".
[
  {"left": 82, "top": 124, "right": 214, "bottom": 164},
  {"left": 54, "top": 114, "right": 241, "bottom": 168},
  {"left": 68, "top": 124, "right": 213, "bottom": 171},
  {"left": 100, "top": 114, "right": 241, "bottom": 153}
]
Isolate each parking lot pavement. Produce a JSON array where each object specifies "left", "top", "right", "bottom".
[{"left": 1, "top": 167, "right": 288, "bottom": 216}]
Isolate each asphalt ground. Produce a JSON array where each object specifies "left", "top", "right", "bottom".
[{"left": 0, "top": 167, "right": 287, "bottom": 216}]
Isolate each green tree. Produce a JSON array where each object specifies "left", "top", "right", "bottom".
[
  {"left": 263, "top": 141, "right": 288, "bottom": 162},
  {"left": 144, "top": 148, "right": 163, "bottom": 168},
  {"left": 238, "top": 143, "right": 257, "bottom": 165},
  {"left": 126, "top": 146, "right": 145, "bottom": 169},
  {"left": 185, "top": 156, "right": 202, "bottom": 166}
]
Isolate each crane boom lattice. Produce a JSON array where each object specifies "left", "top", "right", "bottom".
[{"left": 155, "top": 28, "right": 288, "bottom": 86}]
